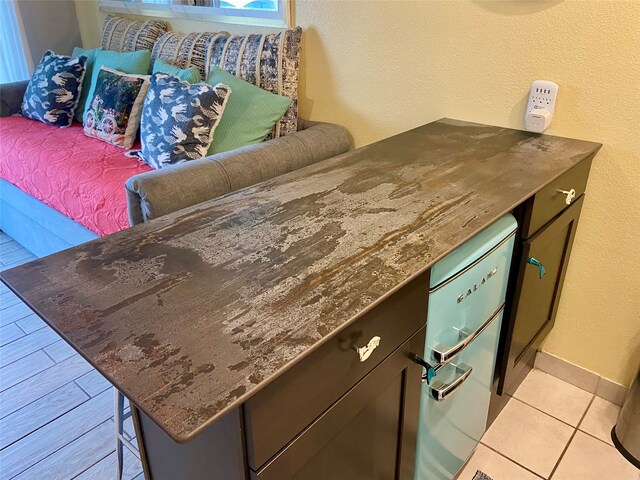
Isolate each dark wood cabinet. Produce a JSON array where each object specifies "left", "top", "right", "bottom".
[
  {"left": 490, "top": 157, "right": 593, "bottom": 413},
  {"left": 244, "top": 272, "right": 428, "bottom": 470},
  {"left": 252, "top": 327, "right": 425, "bottom": 480},
  {"left": 499, "top": 196, "right": 584, "bottom": 396},
  {"left": 128, "top": 261, "right": 430, "bottom": 480}
]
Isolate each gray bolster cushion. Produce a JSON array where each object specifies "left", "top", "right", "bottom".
[{"left": 125, "top": 119, "right": 351, "bottom": 225}]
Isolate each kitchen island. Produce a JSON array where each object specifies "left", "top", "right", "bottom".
[{"left": 1, "top": 119, "right": 601, "bottom": 479}]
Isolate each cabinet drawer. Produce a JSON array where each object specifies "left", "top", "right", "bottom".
[
  {"left": 251, "top": 326, "right": 425, "bottom": 480},
  {"left": 522, "top": 156, "right": 592, "bottom": 238},
  {"left": 244, "top": 272, "right": 429, "bottom": 470}
]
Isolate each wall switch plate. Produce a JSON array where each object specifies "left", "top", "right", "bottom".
[{"left": 525, "top": 80, "right": 558, "bottom": 133}]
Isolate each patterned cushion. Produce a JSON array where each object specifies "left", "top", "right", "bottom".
[
  {"left": 138, "top": 73, "right": 231, "bottom": 169},
  {"left": 152, "top": 58, "right": 201, "bottom": 84},
  {"left": 101, "top": 14, "right": 168, "bottom": 53},
  {"left": 209, "top": 27, "right": 302, "bottom": 137},
  {"left": 83, "top": 67, "right": 149, "bottom": 149},
  {"left": 151, "top": 32, "right": 229, "bottom": 79},
  {"left": 82, "top": 49, "right": 152, "bottom": 122},
  {"left": 21, "top": 50, "right": 87, "bottom": 128}
]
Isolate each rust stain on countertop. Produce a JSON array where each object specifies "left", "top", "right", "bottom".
[{"left": 0, "top": 119, "right": 601, "bottom": 442}]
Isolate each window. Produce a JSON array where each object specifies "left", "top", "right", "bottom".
[
  {"left": 99, "top": 0, "right": 291, "bottom": 28},
  {"left": 0, "top": 0, "right": 31, "bottom": 83}
]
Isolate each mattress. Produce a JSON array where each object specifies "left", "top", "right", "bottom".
[{"left": 0, "top": 115, "right": 152, "bottom": 236}]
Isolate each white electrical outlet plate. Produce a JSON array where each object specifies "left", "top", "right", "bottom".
[{"left": 525, "top": 80, "right": 558, "bottom": 133}]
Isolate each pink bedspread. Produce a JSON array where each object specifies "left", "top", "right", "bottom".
[{"left": 0, "top": 115, "right": 152, "bottom": 236}]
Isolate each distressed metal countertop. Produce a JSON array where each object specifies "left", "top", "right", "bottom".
[{"left": 1, "top": 119, "right": 601, "bottom": 442}]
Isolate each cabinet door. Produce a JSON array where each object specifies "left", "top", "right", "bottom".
[
  {"left": 253, "top": 327, "right": 425, "bottom": 480},
  {"left": 499, "top": 196, "right": 584, "bottom": 395}
]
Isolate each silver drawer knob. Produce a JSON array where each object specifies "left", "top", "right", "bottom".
[
  {"left": 354, "top": 336, "right": 381, "bottom": 362},
  {"left": 557, "top": 188, "right": 576, "bottom": 205}
]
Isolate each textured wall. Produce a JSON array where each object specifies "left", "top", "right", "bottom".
[
  {"left": 18, "top": 0, "right": 82, "bottom": 65},
  {"left": 75, "top": 0, "right": 639, "bottom": 386}
]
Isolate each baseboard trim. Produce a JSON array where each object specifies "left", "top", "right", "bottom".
[{"left": 535, "top": 351, "right": 628, "bottom": 406}]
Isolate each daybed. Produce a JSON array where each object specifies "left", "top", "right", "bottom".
[{"left": 0, "top": 19, "right": 350, "bottom": 257}]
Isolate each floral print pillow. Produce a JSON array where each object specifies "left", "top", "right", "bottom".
[
  {"left": 83, "top": 66, "right": 149, "bottom": 149},
  {"left": 137, "top": 72, "right": 231, "bottom": 169},
  {"left": 21, "top": 50, "right": 88, "bottom": 128}
]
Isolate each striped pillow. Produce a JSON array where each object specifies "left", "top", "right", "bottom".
[
  {"left": 151, "top": 32, "right": 229, "bottom": 79},
  {"left": 101, "top": 15, "right": 168, "bottom": 53},
  {"left": 208, "top": 27, "right": 302, "bottom": 138}
]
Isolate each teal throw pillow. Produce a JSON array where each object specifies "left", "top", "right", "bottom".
[
  {"left": 152, "top": 58, "right": 201, "bottom": 84},
  {"left": 206, "top": 66, "right": 291, "bottom": 155},
  {"left": 82, "top": 49, "right": 151, "bottom": 122},
  {"left": 72, "top": 46, "right": 101, "bottom": 122}
]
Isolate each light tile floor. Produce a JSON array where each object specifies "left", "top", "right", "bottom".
[{"left": 459, "top": 369, "right": 640, "bottom": 480}]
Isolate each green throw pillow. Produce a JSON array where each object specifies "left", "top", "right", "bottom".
[
  {"left": 152, "top": 58, "right": 201, "bottom": 84},
  {"left": 82, "top": 49, "right": 151, "bottom": 122},
  {"left": 206, "top": 67, "right": 291, "bottom": 155},
  {"left": 72, "top": 47, "right": 101, "bottom": 123}
]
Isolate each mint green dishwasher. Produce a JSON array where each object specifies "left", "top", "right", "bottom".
[{"left": 415, "top": 215, "right": 517, "bottom": 480}]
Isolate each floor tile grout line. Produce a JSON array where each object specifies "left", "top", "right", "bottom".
[
  {"left": 1, "top": 321, "right": 49, "bottom": 345},
  {"left": 480, "top": 394, "right": 594, "bottom": 479},
  {"left": 479, "top": 442, "right": 546, "bottom": 479},
  {"left": 0, "top": 379, "right": 87, "bottom": 423},
  {"left": 509, "top": 395, "right": 591, "bottom": 430},
  {"left": 0, "top": 338, "right": 62, "bottom": 369},
  {"left": 577, "top": 427, "right": 618, "bottom": 449},
  {"left": 14, "top": 321, "right": 29, "bottom": 336},
  {"left": 74, "top": 379, "right": 113, "bottom": 399},
  {"left": 0, "top": 331, "right": 23, "bottom": 345},
  {"left": 0, "top": 373, "right": 90, "bottom": 421},
  {"left": 41, "top": 348, "right": 58, "bottom": 364},
  {"left": 0, "top": 390, "right": 93, "bottom": 452},
  {"left": 7, "top": 418, "right": 115, "bottom": 480},
  {"left": 74, "top": 378, "right": 95, "bottom": 398},
  {"left": 0, "top": 353, "right": 57, "bottom": 394},
  {"left": 70, "top": 449, "right": 117, "bottom": 480},
  {"left": 0, "top": 313, "right": 37, "bottom": 329},
  {"left": 546, "top": 394, "right": 596, "bottom": 480}
]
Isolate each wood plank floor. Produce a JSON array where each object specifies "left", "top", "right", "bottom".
[{"left": 0, "top": 231, "right": 143, "bottom": 480}]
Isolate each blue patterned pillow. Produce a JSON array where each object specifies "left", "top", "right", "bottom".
[
  {"left": 138, "top": 73, "right": 231, "bottom": 169},
  {"left": 21, "top": 50, "right": 88, "bottom": 128}
]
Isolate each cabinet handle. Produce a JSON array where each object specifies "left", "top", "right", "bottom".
[
  {"left": 429, "top": 363, "right": 472, "bottom": 402},
  {"left": 354, "top": 336, "right": 381, "bottom": 362},
  {"left": 557, "top": 188, "right": 576, "bottom": 205},
  {"left": 412, "top": 354, "right": 437, "bottom": 384},
  {"left": 528, "top": 257, "right": 546, "bottom": 279}
]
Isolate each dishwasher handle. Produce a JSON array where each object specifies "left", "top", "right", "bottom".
[
  {"left": 432, "top": 304, "right": 504, "bottom": 365},
  {"left": 429, "top": 363, "right": 473, "bottom": 402}
]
